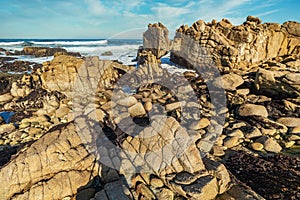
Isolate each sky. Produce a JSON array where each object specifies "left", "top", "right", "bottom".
[{"left": 0, "top": 0, "right": 299, "bottom": 39}]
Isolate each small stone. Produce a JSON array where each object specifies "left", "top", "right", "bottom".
[
  {"left": 21, "top": 133, "right": 29, "bottom": 139},
  {"left": 237, "top": 104, "right": 268, "bottom": 117},
  {"left": 212, "top": 146, "right": 225, "bottom": 156},
  {"left": 228, "top": 129, "right": 244, "bottom": 138},
  {"left": 285, "top": 141, "right": 295, "bottom": 148},
  {"left": 213, "top": 74, "right": 244, "bottom": 91},
  {"left": 277, "top": 117, "right": 300, "bottom": 127},
  {"left": 165, "top": 102, "right": 182, "bottom": 111},
  {"left": 0, "top": 124, "right": 16, "bottom": 135},
  {"left": 19, "top": 122, "right": 30, "bottom": 129},
  {"left": 236, "top": 88, "right": 250, "bottom": 95},
  {"left": 289, "top": 134, "right": 300, "bottom": 141},
  {"left": 245, "top": 127, "right": 262, "bottom": 139},
  {"left": 231, "top": 122, "right": 247, "bottom": 129},
  {"left": 264, "top": 137, "right": 282, "bottom": 153},
  {"left": 27, "top": 128, "right": 43, "bottom": 136},
  {"left": 190, "top": 118, "right": 210, "bottom": 130},
  {"left": 87, "top": 109, "right": 105, "bottom": 122},
  {"left": 144, "top": 101, "right": 152, "bottom": 112},
  {"left": 150, "top": 178, "right": 164, "bottom": 188},
  {"left": 223, "top": 136, "right": 240, "bottom": 148},
  {"left": 251, "top": 142, "right": 264, "bottom": 151},
  {"left": 261, "top": 128, "right": 276, "bottom": 136},
  {"left": 116, "top": 96, "right": 138, "bottom": 107},
  {"left": 128, "top": 103, "right": 146, "bottom": 117},
  {"left": 291, "top": 127, "right": 300, "bottom": 133}
]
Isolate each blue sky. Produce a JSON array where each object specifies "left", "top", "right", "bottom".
[{"left": 0, "top": 0, "right": 299, "bottom": 39}]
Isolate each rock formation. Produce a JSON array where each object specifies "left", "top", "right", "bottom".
[
  {"left": 6, "top": 47, "right": 81, "bottom": 57},
  {"left": 143, "top": 22, "right": 171, "bottom": 59},
  {"left": 170, "top": 16, "right": 300, "bottom": 71},
  {"left": 0, "top": 16, "right": 300, "bottom": 200}
]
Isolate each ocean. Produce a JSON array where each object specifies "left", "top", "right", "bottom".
[{"left": 0, "top": 39, "right": 142, "bottom": 65}]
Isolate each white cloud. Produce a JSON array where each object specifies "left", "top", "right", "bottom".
[{"left": 84, "top": 0, "right": 107, "bottom": 16}]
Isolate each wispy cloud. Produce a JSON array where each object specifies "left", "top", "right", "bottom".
[
  {"left": 256, "top": 9, "right": 280, "bottom": 17},
  {"left": 84, "top": 0, "right": 107, "bottom": 15},
  {"left": 0, "top": 0, "right": 295, "bottom": 38}
]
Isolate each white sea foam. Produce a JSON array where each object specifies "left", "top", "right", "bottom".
[
  {"left": 65, "top": 44, "right": 140, "bottom": 65},
  {"left": 0, "top": 41, "right": 24, "bottom": 46},
  {"left": 31, "top": 40, "right": 108, "bottom": 46},
  {"left": 5, "top": 55, "right": 54, "bottom": 64},
  {"left": 160, "top": 54, "right": 196, "bottom": 74}
]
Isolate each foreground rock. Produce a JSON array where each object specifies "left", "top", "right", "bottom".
[{"left": 1, "top": 16, "right": 300, "bottom": 200}]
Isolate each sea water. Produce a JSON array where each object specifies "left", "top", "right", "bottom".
[
  {"left": 0, "top": 39, "right": 194, "bottom": 74},
  {"left": 0, "top": 39, "right": 142, "bottom": 65}
]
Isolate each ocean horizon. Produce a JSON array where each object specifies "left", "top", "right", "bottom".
[{"left": 0, "top": 38, "right": 143, "bottom": 65}]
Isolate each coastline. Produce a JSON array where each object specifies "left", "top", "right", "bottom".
[{"left": 0, "top": 16, "right": 300, "bottom": 200}]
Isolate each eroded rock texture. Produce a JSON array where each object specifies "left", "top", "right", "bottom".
[{"left": 171, "top": 16, "right": 300, "bottom": 71}]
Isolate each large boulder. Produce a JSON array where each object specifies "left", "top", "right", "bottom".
[
  {"left": 0, "top": 122, "right": 99, "bottom": 199},
  {"left": 143, "top": 22, "right": 171, "bottom": 59},
  {"left": 254, "top": 68, "right": 300, "bottom": 98},
  {"left": 171, "top": 16, "right": 300, "bottom": 71},
  {"left": 41, "top": 55, "right": 132, "bottom": 98}
]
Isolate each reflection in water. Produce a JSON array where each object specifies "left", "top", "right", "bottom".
[{"left": 0, "top": 112, "right": 15, "bottom": 123}]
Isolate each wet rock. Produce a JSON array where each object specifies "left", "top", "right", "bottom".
[
  {"left": 10, "top": 46, "right": 82, "bottom": 57},
  {"left": 101, "top": 51, "right": 113, "bottom": 56}
]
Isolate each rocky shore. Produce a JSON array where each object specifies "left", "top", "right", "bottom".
[{"left": 0, "top": 16, "right": 299, "bottom": 200}]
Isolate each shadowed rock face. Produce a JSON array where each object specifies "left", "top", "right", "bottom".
[{"left": 170, "top": 17, "right": 300, "bottom": 71}]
